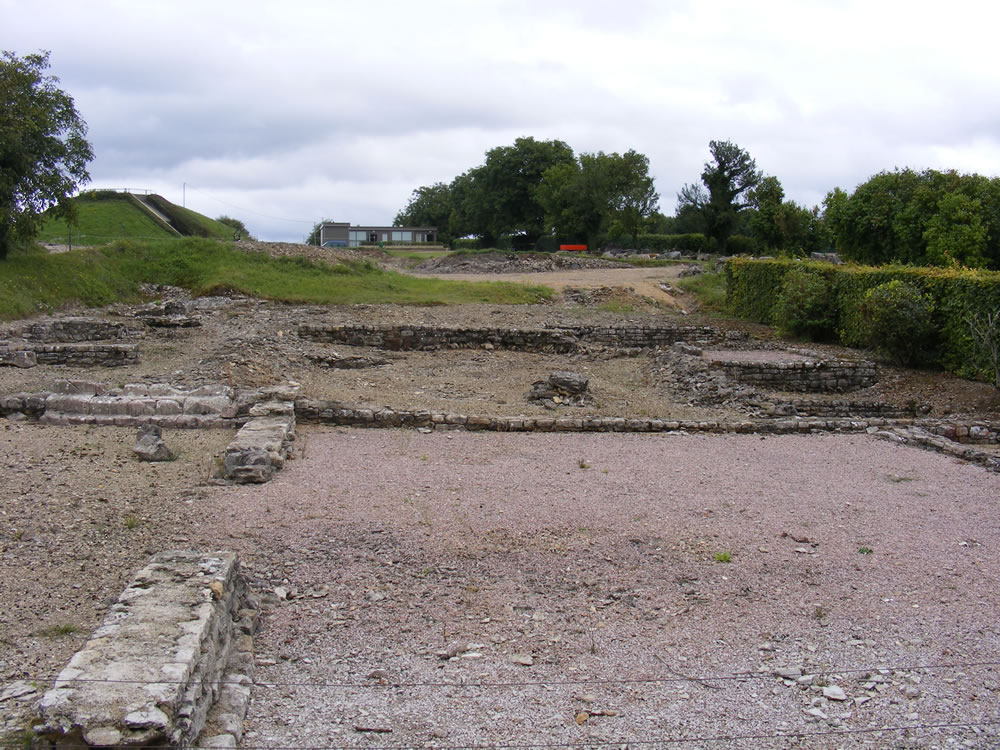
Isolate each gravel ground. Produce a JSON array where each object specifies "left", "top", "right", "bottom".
[
  {"left": 1, "top": 249, "right": 999, "bottom": 747},
  {"left": 228, "top": 428, "right": 1000, "bottom": 749}
]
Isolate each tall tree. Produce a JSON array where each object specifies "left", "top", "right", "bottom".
[
  {"left": 0, "top": 51, "right": 93, "bottom": 259},
  {"left": 677, "top": 140, "right": 762, "bottom": 252},
  {"left": 394, "top": 182, "right": 452, "bottom": 244},
  {"left": 824, "top": 168, "right": 1000, "bottom": 269},
  {"left": 606, "top": 149, "right": 660, "bottom": 249},
  {"left": 475, "top": 137, "right": 575, "bottom": 246},
  {"left": 747, "top": 175, "right": 824, "bottom": 253},
  {"left": 538, "top": 149, "right": 659, "bottom": 249}
]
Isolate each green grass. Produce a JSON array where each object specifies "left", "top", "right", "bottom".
[
  {"left": 36, "top": 195, "right": 177, "bottom": 245},
  {"left": 713, "top": 550, "right": 732, "bottom": 563},
  {"left": 676, "top": 269, "right": 727, "bottom": 312},
  {"left": 0, "top": 238, "right": 552, "bottom": 321},
  {"left": 34, "top": 623, "right": 83, "bottom": 637},
  {"left": 150, "top": 198, "right": 233, "bottom": 240}
]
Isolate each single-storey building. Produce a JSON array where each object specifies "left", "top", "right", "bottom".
[{"left": 319, "top": 221, "right": 437, "bottom": 248}]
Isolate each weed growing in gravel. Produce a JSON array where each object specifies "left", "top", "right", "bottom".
[
  {"left": 123, "top": 514, "right": 141, "bottom": 529},
  {"left": 858, "top": 546, "right": 874, "bottom": 555},
  {"left": 577, "top": 458, "right": 590, "bottom": 469},
  {"left": 714, "top": 551, "right": 732, "bottom": 563},
  {"left": 35, "top": 623, "right": 82, "bottom": 637},
  {"left": 813, "top": 605, "right": 828, "bottom": 621}
]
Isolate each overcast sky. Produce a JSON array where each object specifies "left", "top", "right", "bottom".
[{"left": 6, "top": 0, "right": 1000, "bottom": 242}]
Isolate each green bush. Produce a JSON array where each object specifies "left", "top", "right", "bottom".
[
  {"left": 857, "top": 280, "right": 936, "bottom": 366},
  {"left": 773, "top": 268, "right": 836, "bottom": 340},
  {"left": 726, "top": 258, "right": 1000, "bottom": 382}
]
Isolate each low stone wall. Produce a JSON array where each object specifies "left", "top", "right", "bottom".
[
  {"left": 17, "top": 342, "right": 139, "bottom": 367},
  {"left": 299, "top": 324, "right": 580, "bottom": 352},
  {"left": 35, "top": 551, "right": 257, "bottom": 749},
  {"left": 294, "top": 397, "right": 896, "bottom": 435},
  {"left": 705, "top": 354, "right": 877, "bottom": 393},
  {"left": 298, "top": 323, "right": 719, "bottom": 352},
  {"left": 38, "top": 383, "right": 239, "bottom": 426},
  {"left": 551, "top": 323, "right": 718, "bottom": 348},
  {"left": 15, "top": 318, "right": 134, "bottom": 342},
  {"left": 767, "top": 399, "right": 922, "bottom": 419},
  {"left": 294, "top": 398, "right": 999, "bottom": 471}
]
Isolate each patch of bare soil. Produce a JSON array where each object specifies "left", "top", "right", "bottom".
[
  {"left": 410, "top": 254, "right": 693, "bottom": 307},
  {"left": 1, "top": 244, "right": 998, "bottom": 745}
]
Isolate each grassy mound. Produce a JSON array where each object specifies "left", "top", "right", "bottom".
[
  {"left": 36, "top": 193, "right": 177, "bottom": 245},
  {"left": 0, "top": 238, "right": 552, "bottom": 320},
  {"left": 36, "top": 191, "right": 235, "bottom": 245}
]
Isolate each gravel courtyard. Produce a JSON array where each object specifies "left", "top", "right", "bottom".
[{"left": 219, "top": 428, "right": 1000, "bottom": 749}]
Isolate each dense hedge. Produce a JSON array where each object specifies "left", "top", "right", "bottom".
[{"left": 725, "top": 258, "right": 1000, "bottom": 381}]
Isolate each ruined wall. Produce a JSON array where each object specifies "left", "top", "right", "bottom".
[
  {"left": 15, "top": 318, "right": 135, "bottom": 342},
  {"left": 706, "top": 357, "right": 878, "bottom": 393},
  {"left": 298, "top": 323, "right": 718, "bottom": 352},
  {"left": 35, "top": 551, "right": 258, "bottom": 749}
]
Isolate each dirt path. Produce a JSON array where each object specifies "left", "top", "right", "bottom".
[{"left": 412, "top": 265, "right": 690, "bottom": 305}]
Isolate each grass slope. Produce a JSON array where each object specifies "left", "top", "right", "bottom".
[
  {"left": 0, "top": 239, "right": 552, "bottom": 320},
  {"left": 36, "top": 194, "right": 177, "bottom": 245},
  {"left": 146, "top": 195, "right": 234, "bottom": 239}
]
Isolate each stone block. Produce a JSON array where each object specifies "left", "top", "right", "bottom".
[
  {"left": 35, "top": 551, "right": 255, "bottom": 750},
  {"left": 0, "top": 349, "right": 36, "bottom": 368}
]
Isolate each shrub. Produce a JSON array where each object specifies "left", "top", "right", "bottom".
[
  {"left": 858, "top": 280, "right": 936, "bottom": 366},
  {"left": 773, "top": 268, "right": 836, "bottom": 340}
]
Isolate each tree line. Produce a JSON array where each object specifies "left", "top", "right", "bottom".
[
  {"left": 394, "top": 137, "right": 660, "bottom": 251},
  {"left": 397, "top": 137, "right": 1000, "bottom": 271}
]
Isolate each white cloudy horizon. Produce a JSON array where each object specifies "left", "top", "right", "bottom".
[{"left": 6, "top": 0, "right": 1000, "bottom": 242}]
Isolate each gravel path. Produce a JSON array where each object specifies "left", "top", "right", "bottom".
[{"left": 202, "top": 427, "right": 1000, "bottom": 749}]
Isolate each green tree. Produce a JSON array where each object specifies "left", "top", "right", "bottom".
[
  {"left": 216, "top": 215, "right": 253, "bottom": 240},
  {"left": 538, "top": 149, "right": 659, "bottom": 249},
  {"left": 747, "top": 176, "right": 785, "bottom": 251},
  {"left": 606, "top": 149, "right": 660, "bottom": 249},
  {"left": 923, "top": 191, "right": 988, "bottom": 268},
  {"left": 1, "top": 50, "right": 93, "bottom": 259},
  {"left": 448, "top": 168, "right": 493, "bottom": 246},
  {"left": 393, "top": 182, "right": 452, "bottom": 244},
  {"left": 824, "top": 168, "right": 1000, "bottom": 269},
  {"left": 536, "top": 160, "right": 602, "bottom": 246},
  {"left": 469, "top": 137, "right": 575, "bottom": 247},
  {"left": 677, "top": 140, "right": 762, "bottom": 253}
]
